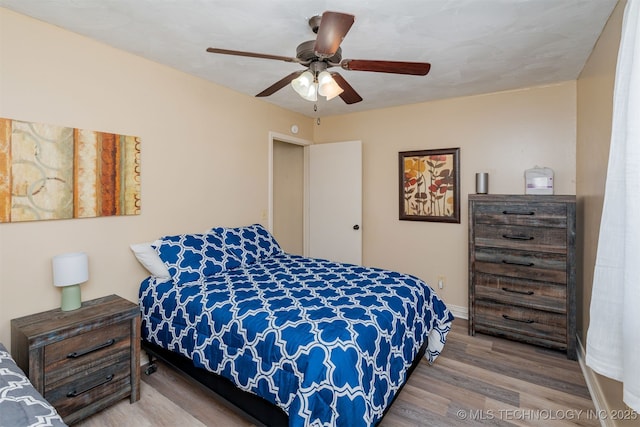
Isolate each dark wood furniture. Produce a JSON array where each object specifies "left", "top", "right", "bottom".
[
  {"left": 11, "top": 294, "right": 140, "bottom": 424},
  {"left": 468, "top": 194, "right": 576, "bottom": 359}
]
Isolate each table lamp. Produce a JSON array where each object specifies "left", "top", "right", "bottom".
[{"left": 52, "top": 252, "right": 88, "bottom": 311}]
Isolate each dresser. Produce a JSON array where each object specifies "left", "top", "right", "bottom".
[
  {"left": 468, "top": 195, "right": 576, "bottom": 359},
  {"left": 11, "top": 294, "right": 140, "bottom": 424}
]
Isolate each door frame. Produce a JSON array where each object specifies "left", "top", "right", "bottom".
[{"left": 268, "top": 131, "right": 312, "bottom": 256}]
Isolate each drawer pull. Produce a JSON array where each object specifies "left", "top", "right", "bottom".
[
  {"left": 502, "top": 210, "right": 535, "bottom": 216},
  {"left": 502, "top": 260, "right": 535, "bottom": 267},
  {"left": 66, "top": 374, "right": 114, "bottom": 398},
  {"left": 502, "top": 287, "right": 534, "bottom": 295},
  {"left": 67, "top": 339, "right": 115, "bottom": 359},
  {"left": 502, "top": 314, "right": 535, "bottom": 324},
  {"left": 502, "top": 234, "right": 534, "bottom": 241}
]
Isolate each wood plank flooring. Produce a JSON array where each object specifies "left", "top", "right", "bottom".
[{"left": 76, "top": 319, "right": 598, "bottom": 426}]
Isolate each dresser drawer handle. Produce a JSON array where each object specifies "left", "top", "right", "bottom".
[
  {"left": 502, "top": 210, "right": 535, "bottom": 216},
  {"left": 501, "top": 287, "right": 534, "bottom": 295},
  {"left": 502, "top": 234, "right": 534, "bottom": 241},
  {"left": 502, "top": 260, "right": 535, "bottom": 267},
  {"left": 66, "top": 374, "right": 114, "bottom": 398},
  {"left": 502, "top": 314, "right": 535, "bottom": 324},
  {"left": 67, "top": 339, "right": 115, "bottom": 359}
]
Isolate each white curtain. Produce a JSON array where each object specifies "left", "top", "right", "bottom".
[{"left": 586, "top": 0, "right": 640, "bottom": 413}]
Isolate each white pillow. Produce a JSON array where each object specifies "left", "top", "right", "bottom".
[{"left": 130, "top": 241, "right": 171, "bottom": 279}]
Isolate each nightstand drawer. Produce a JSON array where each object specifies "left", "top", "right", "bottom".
[
  {"left": 44, "top": 321, "right": 131, "bottom": 378},
  {"left": 474, "top": 300, "right": 566, "bottom": 344},
  {"left": 474, "top": 272, "right": 566, "bottom": 313},
  {"left": 474, "top": 202, "right": 567, "bottom": 227},
  {"left": 45, "top": 358, "right": 131, "bottom": 417},
  {"left": 474, "top": 224, "right": 566, "bottom": 252}
]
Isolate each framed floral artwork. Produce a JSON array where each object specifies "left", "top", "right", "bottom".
[{"left": 399, "top": 148, "right": 460, "bottom": 223}]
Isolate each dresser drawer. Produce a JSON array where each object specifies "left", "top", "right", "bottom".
[
  {"left": 474, "top": 247, "right": 567, "bottom": 284},
  {"left": 474, "top": 272, "right": 566, "bottom": 313},
  {"left": 45, "top": 358, "right": 131, "bottom": 417},
  {"left": 474, "top": 224, "right": 566, "bottom": 253},
  {"left": 474, "top": 300, "right": 567, "bottom": 345},
  {"left": 474, "top": 202, "right": 567, "bottom": 227},
  {"left": 44, "top": 321, "right": 132, "bottom": 384}
]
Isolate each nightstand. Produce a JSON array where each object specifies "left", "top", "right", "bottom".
[{"left": 10, "top": 294, "right": 141, "bottom": 424}]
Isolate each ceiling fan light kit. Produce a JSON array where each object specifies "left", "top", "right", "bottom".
[
  {"left": 291, "top": 62, "right": 344, "bottom": 102},
  {"left": 206, "top": 11, "right": 431, "bottom": 105}
]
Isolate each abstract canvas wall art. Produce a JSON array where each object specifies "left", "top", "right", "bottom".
[{"left": 0, "top": 118, "right": 140, "bottom": 222}]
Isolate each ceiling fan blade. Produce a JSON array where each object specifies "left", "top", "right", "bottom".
[
  {"left": 341, "top": 59, "right": 431, "bottom": 76},
  {"left": 207, "top": 47, "right": 300, "bottom": 63},
  {"left": 256, "top": 71, "right": 305, "bottom": 97},
  {"left": 314, "top": 11, "right": 355, "bottom": 57},
  {"left": 330, "top": 72, "right": 363, "bottom": 104}
]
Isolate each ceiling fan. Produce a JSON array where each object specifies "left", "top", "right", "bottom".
[{"left": 206, "top": 11, "right": 431, "bottom": 105}]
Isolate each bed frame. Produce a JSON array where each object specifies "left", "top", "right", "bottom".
[{"left": 142, "top": 338, "right": 429, "bottom": 427}]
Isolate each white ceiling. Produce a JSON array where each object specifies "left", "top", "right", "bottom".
[{"left": 0, "top": 0, "right": 618, "bottom": 118}]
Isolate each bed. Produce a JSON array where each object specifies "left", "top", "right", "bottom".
[
  {"left": 135, "top": 224, "right": 454, "bottom": 427},
  {"left": 0, "top": 343, "right": 68, "bottom": 427}
]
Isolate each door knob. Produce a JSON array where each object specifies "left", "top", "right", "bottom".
[{"left": 353, "top": 225, "right": 360, "bottom": 230}]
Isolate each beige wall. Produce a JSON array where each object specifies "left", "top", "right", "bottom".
[
  {"left": 313, "top": 83, "right": 577, "bottom": 312},
  {"left": 0, "top": 8, "right": 313, "bottom": 348},
  {"left": 576, "top": 0, "right": 623, "bottom": 345},
  {"left": 576, "top": 0, "right": 630, "bottom": 420}
]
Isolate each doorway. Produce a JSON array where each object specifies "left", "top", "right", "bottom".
[
  {"left": 268, "top": 132, "right": 310, "bottom": 256},
  {"left": 268, "top": 132, "right": 362, "bottom": 264},
  {"left": 272, "top": 139, "right": 305, "bottom": 255}
]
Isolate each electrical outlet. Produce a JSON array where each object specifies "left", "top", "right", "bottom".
[{"left": 437, "top": 275, "right": 445, "bottom": 289}]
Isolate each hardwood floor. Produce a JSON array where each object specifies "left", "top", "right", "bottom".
[{"left": 76, "top": 319, "right": 598, "bottom": 426}]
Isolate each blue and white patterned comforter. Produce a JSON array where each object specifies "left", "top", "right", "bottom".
[
  {"left": 139, "top": 253, "right": 453, "bottom": 427},
  {"left": 0, "top": 343, "right": 68, "bottom": 427}
]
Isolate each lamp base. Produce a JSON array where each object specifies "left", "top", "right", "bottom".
[{"left": 60, "top": 284, "right": 81, "bottom": 311}]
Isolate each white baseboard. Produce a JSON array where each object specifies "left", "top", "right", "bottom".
[
  {"left": 448, "top": 304, "right": 468, "bottom": 320},
  {"left": 577, "top": 335, "right": 611, "bottom": 427}
]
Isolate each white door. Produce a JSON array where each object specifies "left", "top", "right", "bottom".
[{"left": 308, "top": 140, "right": 362, "bottom": 265}]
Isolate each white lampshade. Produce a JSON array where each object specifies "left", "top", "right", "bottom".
[
  {"left": 291, "top": 71, "right": 318, "bottom": 102},
  {"left": 52, "top": 252, "right": 89, "bottom": 287}
]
